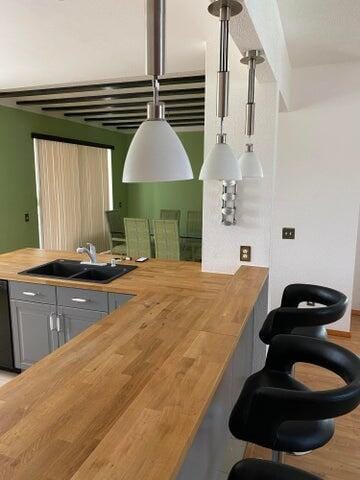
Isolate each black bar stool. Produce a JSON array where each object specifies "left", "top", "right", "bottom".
[
  {"left": 228, "top": 459, "right": 321, "bottom": 480},
  {"left": 229, "top": 335, "right": 360, "bottom": 461},
  {"left": 260, "top": 284, "right": 348, "bottom": 344}
]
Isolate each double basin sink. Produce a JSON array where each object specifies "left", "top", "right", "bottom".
[{"left": 20, "top": 259, "right": 137, "bottom": 284}]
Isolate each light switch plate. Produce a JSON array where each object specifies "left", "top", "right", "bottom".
[
  {"left": 282, "top": 227, "right": 295, "bottom": 240},
  {"left": 240, "top": 246, "right": 251, "bottom": 262}
]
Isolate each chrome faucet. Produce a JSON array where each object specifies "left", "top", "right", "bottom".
[{"left": 76, "top": 243, "right": 97, "bottom": 264}]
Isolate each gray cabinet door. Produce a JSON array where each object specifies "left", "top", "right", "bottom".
[
  {"left": 57, "top": 306, "right": 107, "bottom": 345},
  {"left": 108, "top": 293, "right": 134, "bottom": 312},
  {"left": 10, "top": 300, "right": 57, "bottom": 370}
]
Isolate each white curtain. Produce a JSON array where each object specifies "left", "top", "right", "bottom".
[{"left": 35, "top": 139, "right": 111, "bottom": 252}]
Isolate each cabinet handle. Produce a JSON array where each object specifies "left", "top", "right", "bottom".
[
  {"left": 56, "top": 314, "right": 63, "bottom": 333},
  {"left": 49, "top": 313, "right": 56, "bottom": 331},
  {"left": 22, "top": 291, "right": 39, "bottom": 297},
  {"left": 71, "top": 297, "right": 88, "bottom": 303}
]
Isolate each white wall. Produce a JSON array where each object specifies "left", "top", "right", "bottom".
[
  {"left": 352, "top": 210, "right": 360, "bottom": 310},
  {"left": 271, "top": 62, "right": 360, "bottom": 331},
  {"left": 202, "top": 34, "right": 279, "bottom": 274}
]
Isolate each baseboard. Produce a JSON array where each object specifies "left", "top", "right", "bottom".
[
  {"left": 327, "top": 328, "right": 351, "bottom": 338},
  {"left": 352, "top": 309, "right": 360, "bottom": 316}
]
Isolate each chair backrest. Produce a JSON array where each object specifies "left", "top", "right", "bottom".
[
  {"left": 124, "top": 218, "right": 151, "bottom": 258},
  {"left": 229, "top": 335, "right": 360, "bottom": 447},
  {"left": 160, "top": 209, "right": 181, "bottom": 223},
  {"left": 153, "top": 219, "right": 180, "bottom": 260},
  {"left": 262, "top": 284, "right": 348, "bottom": 341},
  {"left": 105, "top": 210, "right": 124, "bottom": 234},
  {"left": 186, "top": 210, "right": 202, "bottom": 236}
]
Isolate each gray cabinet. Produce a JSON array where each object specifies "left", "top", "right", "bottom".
[
  {"left": 9, "top": 281, "right": 134, "bottom": 371},
  {"left": 109, "top": 293, "right": 134, "bottom": 312},
  {"left": 57, "top": 306, "right": 106, "bottom": 345},
  {"left": 10, "top": 300, "right": 57, "bottom": 370}
]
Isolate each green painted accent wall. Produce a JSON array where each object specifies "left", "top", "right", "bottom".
[
  {"left": 125, "top": 131, "right": 204, "bottom": 232},
  {"left": 0, "top": 105, "right": 128, "bottom": 254}
]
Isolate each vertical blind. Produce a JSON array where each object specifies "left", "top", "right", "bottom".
[{"left": 35, "top": 139, "right": 111, "bottom": 252}]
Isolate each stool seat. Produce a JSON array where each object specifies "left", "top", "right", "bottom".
[
  {"left": 228, "top": 459, "right": 321, "bottom": 480},
  {"left": 229, "top": 367, "right": 334, "bottom": 452}
]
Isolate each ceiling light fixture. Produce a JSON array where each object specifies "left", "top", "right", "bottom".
[
  {"left": 123, "top": 0, "right": 193, "bottom": 183},
  {"left": 239, "top": 50, "right": 265, "bottom": 178},
  {"left": 199, "top": 0, "right": 242, "bottom": 226},
  {"left": 199, "top": 0, "right": 242, "bottom": 182}
]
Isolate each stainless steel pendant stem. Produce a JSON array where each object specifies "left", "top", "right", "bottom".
[
  {"left": 208, "top": 0, "right": 242, "bottom": 120},
  {"left": 146, "top": 0, "right": 166, "bottom": 120},
  {"left": 217, "top": 6, "right": 230, "bottom": 119},
  {"left": 241, "top": 50, "right": 265, "bottom": 138},
  {"left": 146, "top": 0, "right": 165, "bottom": 77}
]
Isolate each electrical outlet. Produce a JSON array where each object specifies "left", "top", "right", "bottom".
[
  {"left": 282, "top": 227, "right": 295, "bottom": 240},
  {"left": 24, "top": 213, "right": 30, "bottom": 223},
  {"left": 240, "top": 245, "right": 251, "bottom": 262},
  {"left": 119, "top": 202, "right": 122, "bottom": 208}
]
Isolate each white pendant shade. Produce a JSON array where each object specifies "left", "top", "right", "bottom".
[
  {"left": 122, "top": 120, "right": 193, "bottom": 183},
  {"left": 199, "top": 142, "right": 242, "bottom": 181},
  {"left": 239, "top": 150, "right": 264, "bottom": 178}
]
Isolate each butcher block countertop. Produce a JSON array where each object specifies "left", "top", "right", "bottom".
[{"left": 0, "top": 248, "right": 268, "bottom": 480}]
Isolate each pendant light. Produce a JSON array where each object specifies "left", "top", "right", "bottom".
[
  {"left": 199, "top": 0, "right": 243, "bottom": 182},
  {"left": 239, "top": 50, "right": 265, "bottom": 178},
  {"left": 123, "top": 0, "right": 193, "bottom": 183}
]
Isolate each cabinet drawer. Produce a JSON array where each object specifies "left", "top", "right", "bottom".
[
  {"left": 57, "top": 286, "right": 108, "bottom": 311},
  {"left": 9, "top": 281, "right": 56, "bottom": 305}
]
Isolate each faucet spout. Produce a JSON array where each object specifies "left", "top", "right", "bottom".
[{"left": 76, "top": 243, "right": 97, "bottom": 264}]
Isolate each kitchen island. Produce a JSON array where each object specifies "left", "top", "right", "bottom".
[{"left": 0, "top": 248, "right": 268, "bottom": 480}]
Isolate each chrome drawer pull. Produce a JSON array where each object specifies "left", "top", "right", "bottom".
[
  {"left": 22, "top": 291, "right": 39, "bottom": 296},
  {"left": 71, "top": 297, "right": 88, "bottom": 303},
  {"left": 56, "top": 315, "right": 63, "bottom": 333},
  {"left": 49, "top": 313, "right": 56, "bottom": 331}
]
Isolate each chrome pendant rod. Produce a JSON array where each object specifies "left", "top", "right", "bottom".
[
  {"left": 241, "top": 50, "right": 264, "bottom": 137},
  {"left": 146, "top": 0, "right": 165, "bottom": 78},
  {"left": 209, "top": 0, "right": 242, "bottom": 121},
  {"left": 217, "top": 5, "right": 230, "bottom": 120},
  {"left": 146, "top": 0, "right": 166, "bottom": 120}
]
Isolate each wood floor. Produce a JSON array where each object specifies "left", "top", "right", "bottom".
[{"left": 246, "top": 315, "right": 360, "bottom": 480}]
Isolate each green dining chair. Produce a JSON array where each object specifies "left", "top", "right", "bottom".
[
  {"left": 185, "top": 210, "right": 202, "bottom": 262},
  {"left": 153, "top": 219, "right": 181, "bottom": 260},
  {"left": 160, "top": 209, "right": 181, "bottom": 224},
  {"left": 105, "top": 210, "right": 126, "bottom": 254},
  {"left": 186, "top": 210, "right": 202, "bottom": 236},
  {"left": 124, "top": 218, "right": 152, "bottom": 259}
]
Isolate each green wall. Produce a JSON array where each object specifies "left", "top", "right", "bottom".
[
  {"left": 0, "top": 105, "right": 128, "bottom": 254},
  {"left": 125, "top": 131, "right": 204, "bottom": 232},
  {"left": 0, "top": 104, "right": 203, "bottom": 254}
]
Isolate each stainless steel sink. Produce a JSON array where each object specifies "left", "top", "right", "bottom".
[{"left": 19, "top": 259, "right": 137, "bottom": 284}]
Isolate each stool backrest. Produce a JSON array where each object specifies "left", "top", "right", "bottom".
[
  {"left": 230, "top": 335, "right": 360, "bottom": 446},
  {"left": 271, "top": 284, "right": 348, "bottom": 337}
]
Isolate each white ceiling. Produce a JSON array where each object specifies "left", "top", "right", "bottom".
[
  {"left": 277, "top": 0, "right": 360, "bottom": 68},
  {"left": 0, "top": 0, "right": 209, "bottom": 89}
]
